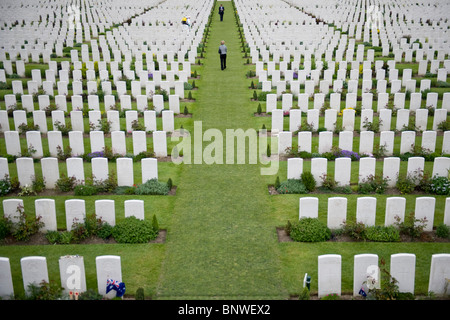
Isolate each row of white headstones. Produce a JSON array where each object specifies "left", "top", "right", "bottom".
[{"left": 1, "top": 253, "right": 449, "bottom": 299}]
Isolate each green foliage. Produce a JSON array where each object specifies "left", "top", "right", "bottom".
[
  {"left": 97, "top": 222, "right": 113, "bottom": 240},
  {"left": 112, "top": 216, "right": 158, "bottom": 243},
  {"left": 53, "top": 121, "right": 72, "bottom": 136},
  {"left": 366, "top": 259, "right": 414, "bottom": 300},
  {"left": 257, "top": 103, "right": 262, "bottom": 114},
  {"left": 298, "top": 287, "right": 310, "bottom": 300},
  {"left": 46, "top": 214, "right": 110, "bottom": 244},
  {"left": 342, "top": 221, "right": 367, "bottom": 240},
  {"left": 184, "top": 82, "right": 193, "bottom": 90},
  {"left": 93, "top": 172, "right": 118, "bottom": 193},
  {"left": 288, "top": 218, "right": 331, "bottom": 242},
  {"left": 429, "top": 176, "right": 450, "bottom": 195},
  {"left": 114, "top": 186, "right": 137, "bottom": 195},
  {"left": 266, "top": 144, "right": 271, "bottom": 157},
  {"left": 74, "top": 184, "right": 99, "bottom": 196},
  {"left": 12, "top": 204, "right": 44, "bottom": 242},
  {"left": 45, "top": 231, "right": 61, "bottom": 244},
  {"left": 318, "top": 174, "right": 336, "bottom": 191},
  {"left": 257, "top": 91, "right": 269, "bottom": 101},
  {"left": 78, "top": 288, "right": 104, "bottom": 300},
  {"left": 0, "top": 217, "right": 13, "bottom": 241},
  {"left": 274, "top": 176, "right": 280, "bottom": 189},
  {"left": 277, "top": 179, "right": 308, "bottom": 194},
  {"left": 25, "top": 281, "right": 66, "bottom": 300},
  {"left": 358, "top": 174, "right": 388, "bottom": 194},
  {"left": 56, "top": 174, "right": 77, "bottom": 192},
  {"left": 58, "top": 231, "right": 73, "bottom": 244},
  {"left": 56, "top": 145, "right": 73, "bottom": 161},
  {"left": 364, "top": 226, "right": 400, "bottom": 242},
  {"left": 436, "top": 223, "right": 450, "bottom": 239},
  {"left": 133, "top": 150, "right": 155, "bottom": 162},
  {"left": 135, "top": 179, "right": 170, "bottom": 195},
  {"left": 167, "top": 178, "right": 173, "bottom": 190},
  {"left": 135, "top": 287, "right": 145, "bottom": 300},
  {"left": 394, "top": 212, "right": 428, "bottom": 240},
  {"left": 0, "top": 176, "right": 12, "bottom": 196},
  {"left": 131, "top": 119, "right": 146, "bottom": 132},
  {"left": 183, "top": 105, "right": 189, "bottom": 115},
  {"left": 152, "top": 214, "right": 159, "bottom": 233},
  {"left": 301, "top": 172, "right": 316, "bottom": 192},
  {"left": 396, "top": 174, "right": 416, "bottom": 194},
  {"left": 320, "top": 293, "right": 340, "bottom": 300}
]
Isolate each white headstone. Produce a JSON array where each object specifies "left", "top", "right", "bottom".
[
  {"left": 356, "top": 197, "right": 377, "bottom": 226},
  {"left": 95, "top": 200, "right": 116, "bottom": 227},
  {"left": 2, "top": 199, "right": 23, "bottom": 224},
  {"left": 311, "top": 158, "right": 327, "bottom": 186},
  {"left": 318, "top": 254, "right": 341, "bottom": 298},
  {"left": 96, "top": 255, "right": 122, "bottom": 298},
  {"left": 0, "top": 258, "right": 14, "bottom": 299},
  {"left": 141, "top": 158, "right": 158, "bottom": 182},
  {"left": 68, "top": 131, "right": 85, "bottom": 157},
  {"left": 35, "top": 199, "right": 57, "bottom": 231},
  {"left": 385, "top": 197, "right": 406, "bottom": 226},
  {"left": 390, "top": 254, "right": 416, "bottom": 294},
  {"left": 16, "top": 158, "right": 35, "bottom": 187},
  {"left": 41, "top": 157, "right": 59, "bottom": 189},
  {"left": 335, "top": 157, "right": 351, "bottom": 186},
  {"left": 153, "top": 131, "right": 167, "bottom": 157},
  {"left": 298, "top": 131, "right": 312, "bottom": 153},
  {"left": 58, "top": 255, "right": 87, "bottom": 294},
  {"left": 65, "top": 199, "right": 86, "bottom": 231},
  {"left": 116, "top": 158, "right": 134, "bottom": 187},
  {"left": 124, "top": 200, "right": 145, "bottom": 220},
  {"left": 415, "top": 197, "right": 435, "bottom": 232},
  {"left": 299, "top": 197, "right": 318, "bottom": 219},
  {"left": 21, "top": 256, "right": 49, "bottom": 295},
  {"left": 353, "top": 254, "right": 379, "bottom": 296},
  {"left": 327, "top": 197, "right": 347, "bottom": 229},
  {"left": 428, "top": 254, "right": 450, "bottom": 296}
]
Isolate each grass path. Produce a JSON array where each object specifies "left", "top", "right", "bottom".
[{"left": 155, "top": 2, "right": 288, "bottom": 299}]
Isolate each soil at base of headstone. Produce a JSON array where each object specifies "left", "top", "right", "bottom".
[
  {"left": 1, "top": 229, "right": 167, "bottom": 246},
  {"left": 276, "top": 227, "right": 450, "bottom": 243}
]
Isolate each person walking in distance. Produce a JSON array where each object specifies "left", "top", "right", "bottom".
[
  {"left": 218, "top": 40, "right": 227, "bottom": 70},
  {"left": 219, "top": 4, "right": 224, "bottom": 21}
]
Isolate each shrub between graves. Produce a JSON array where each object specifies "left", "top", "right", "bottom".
[
  {"left": 134, "top": 179, "right": 170, "bottom": 195},
  {"left": 0, "top": 177, "right": 12, "bottom": 196},
  {"left": 45, "top": 214, "right": 113, "bottom": 245},
  {"left": 357, "top": 175, "right": 388, "bottom": 194},
  {"left": 111, "top": 216, "right": 158, "bottom": 244},
  {"left": 300, "top": 172, "right": 316, "bottom": 192},
  {"left": 286, "top": 218, "right": 331, "bottom": 242},
  {"left": 0, "top": 205, "right": 44, "bottom": 242},
  {"left": 364, "top": 226, "right": 400, "bottom": 242},
  {"left": 277, "top": 179, "right": 308, "bottom": 194}
]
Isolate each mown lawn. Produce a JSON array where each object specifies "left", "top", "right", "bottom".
[{"left": 0, "top": 1, "right": 449, "bottom": 300}]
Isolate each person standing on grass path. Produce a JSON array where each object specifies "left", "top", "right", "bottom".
[
  {"left": 219, "top": 4, "right": 224, "bottom": 21},
  {"left": 218, "top": 40, "right": 227, "bottom": 70}
]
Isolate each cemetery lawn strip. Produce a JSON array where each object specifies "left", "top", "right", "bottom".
[
  {"left": 279, "top": 242, "right": 450, "bottom": 297},
  {"left": 154, "top": 1, "right": 288, "bottom": 299},
  {"left": 0, "top": 243, "right": 165, "bottom": 299}
]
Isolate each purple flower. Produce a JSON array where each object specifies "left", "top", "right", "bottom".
[
  {"left": 293, "top": 72, "right": 298, "bottom": 79},
  {"left": 148, "top": 73, "right": 153, "bottom": 79},
  {"left": 337, "top": 149, "right": 360, "bottom": 161},
  {"left": 87, "top": 151, "right": 104, "bottom": 159}
]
